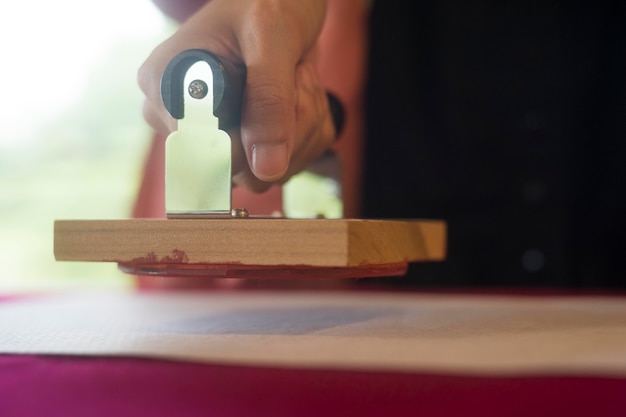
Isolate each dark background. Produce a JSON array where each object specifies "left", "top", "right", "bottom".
[{"left": 363, "top": 1, "right": 626, "bottom": 288}]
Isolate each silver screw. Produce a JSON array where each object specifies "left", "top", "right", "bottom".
[
  {"left": 188, "top": 79, "right": 208, "bottom": 99},
  {"left": 231, "top": 208, "right": 250, "bottom": 218}
]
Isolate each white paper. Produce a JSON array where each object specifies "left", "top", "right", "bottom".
[{"left": 1, "top": 291, "right": 625, "bottom": 376}]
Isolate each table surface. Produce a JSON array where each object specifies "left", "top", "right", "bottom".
[{"left": 1, "top": 290, "right": 625, "bottom": 417}]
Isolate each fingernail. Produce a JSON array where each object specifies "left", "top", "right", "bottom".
[{"left": 251, "top": 143, "right": 289, "bottom": 181}]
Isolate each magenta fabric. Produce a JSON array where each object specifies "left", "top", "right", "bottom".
[{"left": 1, "top": 354, "right": 625, "bottom": 417}]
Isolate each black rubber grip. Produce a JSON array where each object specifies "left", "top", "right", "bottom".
[
  {"left": 161, "top": 49, "right": 245, "bottom": 130},
  {"left": 161, "top": 49, "right": 344, "bottom": 135}
]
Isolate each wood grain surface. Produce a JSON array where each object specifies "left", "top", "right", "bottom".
[{"left": 54, "top": 219, "right": 446, "bottom": 268}]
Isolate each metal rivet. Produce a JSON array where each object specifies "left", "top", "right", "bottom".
[
  {"left": 231, "top": 208, "right": 250, "bottom": 218},
  {"left": 188, "top": 79, "right": 208, "bottom": 99}
]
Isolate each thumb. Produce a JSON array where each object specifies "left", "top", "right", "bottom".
[
  {"left": 235, "top": 2, "right": 327, "bottom": 183},
  {"left": 241, "top": 61, "right": 296, "bottom": 182}
]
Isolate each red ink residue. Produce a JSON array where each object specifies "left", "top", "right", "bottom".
[
  {"left": 160, "top": 249, "right": 189, "bottom": 264},
  {"left": 117, "top": 261, "right": 408, "bottom": 280},
  {"left": 130, "top": 249, "right": 189, "bottom": 265}
]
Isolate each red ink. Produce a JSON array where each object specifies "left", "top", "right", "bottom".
[
  {"left": 117, "top": 261, "right": 408, "bottom": 280},
  {"left": 130, "top": 249, "right": 189, "bottom": 265}
]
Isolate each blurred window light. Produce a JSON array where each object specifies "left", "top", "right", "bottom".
[{"left": 0, "top": 0, "right": 174, "bottom": 292}]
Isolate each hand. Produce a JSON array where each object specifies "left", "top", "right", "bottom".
[{"left": 138, "top": 0, "right": 337, "bottom": 192}]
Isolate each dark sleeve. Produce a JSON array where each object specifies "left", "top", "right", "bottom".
[{"left": 152, "top": 0, "right": 207, "bottom": 23}]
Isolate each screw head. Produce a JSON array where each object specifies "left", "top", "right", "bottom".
[
  {"left": 188, "top": 79, "right": 208, "bottom": 99},
  {"left": 231, "top": 208, "right": 250, "bottom": 218}
]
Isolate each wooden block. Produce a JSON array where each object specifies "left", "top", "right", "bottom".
[{"left": 54, "top": 219, "right": 446, "bottom": 277}]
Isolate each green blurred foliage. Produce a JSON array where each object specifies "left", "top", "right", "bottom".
[{"left": 0, "top": 35, "right": 171, "bottom": 292}]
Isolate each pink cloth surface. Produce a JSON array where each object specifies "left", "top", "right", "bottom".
[
  {"left": 2, "top": 291, "right": 626, "bottom": 416},
  {"left": 1, "top": 354, "right": 625, "bottom": 417}
]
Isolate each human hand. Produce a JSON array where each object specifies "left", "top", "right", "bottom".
[{"left": 138, "top": 0, "right": 337, "bottom": 192}]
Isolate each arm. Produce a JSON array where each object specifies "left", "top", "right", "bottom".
[{"left": 317, "top": 0, "right": 370, "bottom": 217}]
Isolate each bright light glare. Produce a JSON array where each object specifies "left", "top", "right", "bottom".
[
  {"left": 0, "top": 0, "right": 174, "bottom": 292},
  {"left": 0, "top": 0, "right": 167, "bottom": 144}
]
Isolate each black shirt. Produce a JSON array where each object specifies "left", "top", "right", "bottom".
[{"left": 363, "top": 0, "right": 626, "bottom": 288}]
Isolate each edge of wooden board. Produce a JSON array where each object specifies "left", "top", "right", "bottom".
[{"left": 54, "top": 218, "right": 446, "bottom": 267}]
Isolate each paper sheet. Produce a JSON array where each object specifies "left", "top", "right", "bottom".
[{"left": 1, "top": 291, "right": 625, "bottom": 376}]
